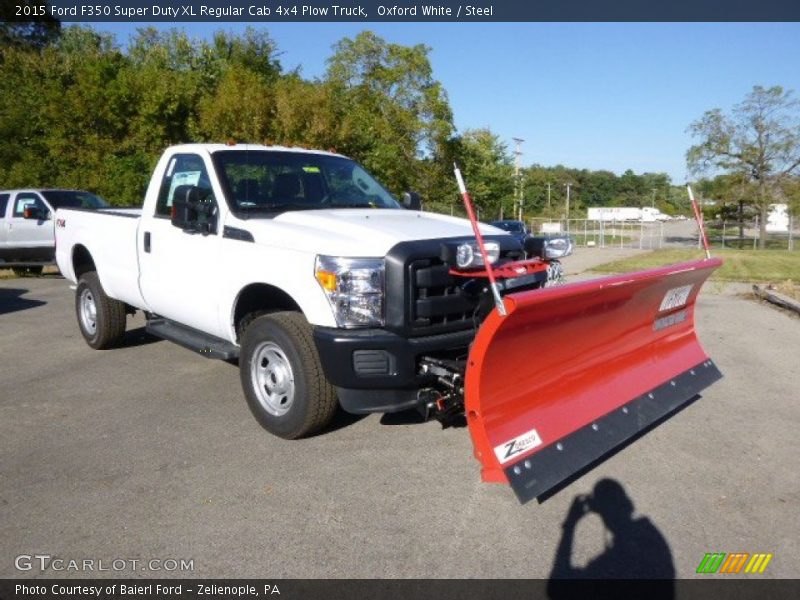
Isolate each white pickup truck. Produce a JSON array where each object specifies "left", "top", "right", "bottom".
[
  {"left": 56, "top": 144, "right": 571, "bottom": 439},
  {"left": 0, "top": 189, "right": 108, "bottom": 274}
]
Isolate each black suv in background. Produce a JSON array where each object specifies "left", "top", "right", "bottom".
[{"left": 489, "top": 219, "right": 530, "bottom": 245}]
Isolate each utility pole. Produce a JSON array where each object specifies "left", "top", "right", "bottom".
[
  {"left": 512, "top": 137, "right": 524, "bottom": 221},
  {"left": 546, "top": 182, "right": 551, "bottom": 207},
  {"left": 652, "top": 188, "right": 657, "bottom": 208},
  {"left": 564, "top": 183, "right": 571, "bottom": 221}
]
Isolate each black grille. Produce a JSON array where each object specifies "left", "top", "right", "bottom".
[
  {"left": 409, "top": 258, "right": 475, "bottom": 332},
  {"left": 383, "top": 235, "right": 524, "bottom": 338}
]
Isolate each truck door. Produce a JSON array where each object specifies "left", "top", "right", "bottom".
[
  {"left": 137, "top": 153, "right": 225, "bottom": 337},
  {"left": 5, "top": 192, "right": 54, "bottom": 260},
  {"left": 0, "top": 193, "right": 11, "bottom": 250},
  {"left": 0, "top": 193, "right": 10, "bottom": 255}
]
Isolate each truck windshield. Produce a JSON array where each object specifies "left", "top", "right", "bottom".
[
  {"left": 41, "top": 190, "right": 109, "bottom": 209},
  {"left": 212, "top": 150, "right": 401, "bottom": 214}
]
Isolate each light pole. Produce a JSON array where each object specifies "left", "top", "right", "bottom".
[
  {"left": 564, "top": 182, "right": 572, "bottom": 221},
  {"left": 513, "top": 137, "right": 524, "bottom": 222}
]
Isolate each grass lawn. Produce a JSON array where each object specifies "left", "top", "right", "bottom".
[{"left": 591, "top": 248, "right": 800, "bottom": 283}]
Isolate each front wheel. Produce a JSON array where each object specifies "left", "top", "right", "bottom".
[
  {"left": 239, "top": 311, "right": 337, "bottom": 439},
  {"left": 75, "top": 272, "right": 127, "bottom": 349},
  {"left": 545, "top": 260, "right": 566, "bottom": 286}
]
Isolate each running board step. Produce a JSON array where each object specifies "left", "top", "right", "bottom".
[{"left": 146, "top": 318, "right": 239, "bottom": 360}]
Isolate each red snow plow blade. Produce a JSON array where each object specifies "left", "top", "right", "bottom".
[{"left": 465, "top": 258, "right": 723, "bottom": 503}]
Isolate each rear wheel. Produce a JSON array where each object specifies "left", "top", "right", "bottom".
[
  {"left": 75, "top": 271, "right": 127, "bottom": 349},
  {"left": 240, "top": 311, "right": 337, "bottom": 439}
]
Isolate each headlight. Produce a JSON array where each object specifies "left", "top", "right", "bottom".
[
  {"left": 315, "top": 256, "right": 385, "bottom": 328},
  {"left": 543, "top": 236, "right": 574, "bottom": 259},
  {"left": 524, "top": 236, "right": 574, "bottom": 259},
  {"left": 445, "top": 241, "right": 500, "bottom": 270}
]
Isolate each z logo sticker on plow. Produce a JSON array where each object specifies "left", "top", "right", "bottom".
[
  {"left": 659, "top": 284, "right": 693, "bottom": 311},
  {"left": 494, "top": 428, "right": 543, "bottom": 464}
]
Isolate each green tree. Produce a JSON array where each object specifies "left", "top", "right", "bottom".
[
  {"left": 695, "top": 173, "right": 755, "bottom": 237},
  {"left": 687, "top": 85, "right": 800, "bottom": 248},
  {"left": 325, "top": 31, "right": 454, "bottom": 196},
  {"left": 453, "top": 128, "right": 513, "bottom": 220},
  {"left": 196, "top": 64, "right": 274, "bottom": 142},
  {"left": 0, "top": 2, "right": 61, "bottom": 51},
  {"left": 576, "top": 169, "right": 618, "bottom": 209},
  {"left": 0, "top": 26, "right": 136, "bottom": 202},
  {"left": 270, "top": 76, "right": 337, "bottom": 148},
  {"left": 520, "top": 166, "right": 553, "bottom": 216}
]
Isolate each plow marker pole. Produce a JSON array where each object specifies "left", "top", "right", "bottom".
[
  {"left": 687, "top": 185, "right": 712, "bottom": 259},
  {"left": 454, "top": 164, "right": 506, "bottom": 316}
]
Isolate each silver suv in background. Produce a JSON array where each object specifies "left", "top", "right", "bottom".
[{"left": 0, "top": 189, "right": 108, "bottom": 275}]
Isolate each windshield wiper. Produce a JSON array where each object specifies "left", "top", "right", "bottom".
[{"left": 329, "top": 203, "right": 381, "bottom": 208}]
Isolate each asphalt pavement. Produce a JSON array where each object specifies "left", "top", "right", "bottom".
[{"left": 1, "top": 248, "right": 798, "bottom": 578}]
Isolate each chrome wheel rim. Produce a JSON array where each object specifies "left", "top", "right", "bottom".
[
  {"left": 79, "top": 288, "right": 98, "bottom": 335},
  {"left": 250, "top": 341, "right": 295, "bottom": 416}
]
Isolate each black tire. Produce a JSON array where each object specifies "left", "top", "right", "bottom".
[
  {"left": 239, "top": 311, "right": 337, "bottom": 439},
  {"left": 75, "top": 271, "right": 127, "bottom": 349},
  {"left": 12, "top": 266, "right": 43, "bottom": 276}
]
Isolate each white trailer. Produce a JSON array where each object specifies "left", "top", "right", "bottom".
[
  {"left": 588, "top": 207, "right": 642, "bottom": 221},
  {"left": 641, "top": 207, "right": 672, "bottom": 222},
  {"left": 587, "top": 206, "right": 670, "bottom": 222},
  {"left": 766, "top": 204, "right": 789, "bottom": 233}
]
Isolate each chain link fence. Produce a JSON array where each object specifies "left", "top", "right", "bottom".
[
  {"left": 423, "top": 205, "right": 797, "bottom": 251},
  {"left": 529, "top": 218, "right": 668, "bottom": 249},
  {"left": 526, "top": 216, "right": 797, "bottom": 251}
]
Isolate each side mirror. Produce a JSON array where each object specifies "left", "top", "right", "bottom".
[
  {"left": 23, "top": 206, "right": 45, "bottom": 220},
  {"left": 171, "top": 185, "right": 217, "bottom": 234},
  {"left": 401, "top": 191, "right": 422, "bottom": 211}
]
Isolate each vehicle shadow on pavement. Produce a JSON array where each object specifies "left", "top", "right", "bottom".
[
  {"left": 0, "top": 288, "right": 46, "bottom": 315},
  {"left": 315, "top": 408, "right": 367, "bottom": 435},
  {"left": 547, "top": 479, "right": 675, "bottom": 596},
  {"left": 117, "top": 326, "right": 162, "bottom": 348},
  {"left": 380, "top": 409, "right": 467, "bottom": 429}
]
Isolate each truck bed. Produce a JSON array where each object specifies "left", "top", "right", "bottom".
[
  {"left": 54, "top": 207, "right": 146, "bottom": 309},
  {"left": 66, "top": 207, "right": 142, "bottom": 218}
]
